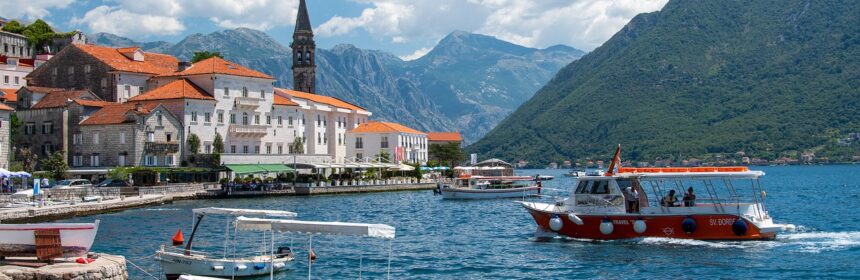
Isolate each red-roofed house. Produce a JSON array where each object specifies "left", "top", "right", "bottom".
[
  {"left": 77, "top": 103, "right": 182, "bottom": 168},
  {"left": 346, "top": 121, "right": 427, "bottom": 164},
  {"left": 1, "top": 55, "right": 34, "bottom": 90},
  {"left": 25, "top": 44, "right": 179, "bottom": 103},
  {"left": 427, "top": 132, "right": 463, "bottom": 145}
]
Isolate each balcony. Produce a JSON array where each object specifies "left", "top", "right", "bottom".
[
  {"left": 234, "top": 97, "right": 264, "bottom": 108},
  {"left": 229, "top": 124, "right": 268, "bottom": 137},
  {"left": 144, "top": 141, "right": 180, "bottom": 154}
]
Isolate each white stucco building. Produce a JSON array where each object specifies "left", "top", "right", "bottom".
[{"left": 346, "top": 121, "right": 428, "bottom": 165}]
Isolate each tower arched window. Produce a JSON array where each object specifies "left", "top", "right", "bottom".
[
  {"left": 242, "top": 112, "right": 248, "bottom": 125},
  {"left": 305, "top": 51, "right": 311, "bottom": 63},
  {"left": 296, "top": 52, "right": 302, "bottom": 64}
]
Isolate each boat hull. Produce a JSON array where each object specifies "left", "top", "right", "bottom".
[
  {"left": 157, "top": 250, "right": 293, "bottom": 280},
  {"left": 0, "top": 221, "right": 99, "bottom": 258},
  {"left": 441, "top": 186, "right": 539, "bottom": 199},
  {"left": 524, "top": 206, "right": 775, "bottom": 241}
]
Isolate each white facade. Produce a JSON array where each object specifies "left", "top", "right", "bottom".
[
  {"left": 1, "top": 57, "right": 32, "bottom": 89},
  {"left": 113, "top": 72, "right": 150, "bottom": 103},
  {"left": 346, "top": 130, "right": 428, "bottom": 165}
]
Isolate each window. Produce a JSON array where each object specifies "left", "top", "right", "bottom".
[
  {"left": 317, "top": 132, "right": 321, "bottom": 144},
  {"left": 93, "top": 133, "right": 100, "bottom": 144},
  {"left": 242, "top": 87, "right": 248, "bottom": 98},
  {"left": 288, "top": 116, "right": 293, "bottom": 126},
  {"left": 157, "top": 112, "right": 163, "bottom": 126},
  {"left": 84, "top": 64, "right": 91, "bottom": 73},
  {"left": 42, "top": 122, "right": 53, "bottom": 134},
  {"left": 139, "top": 86, "right": 144, "bottom": 94},
  {"left": 381, "top": 136, "right": 389, "bottom": 148},
  {"left": 266, "top": 115, "right": 271, "bottom": 125},
  {"left": 25, "top": 123, "right": 34, "bottom": 135},
  {"left": 305, "top": 51, "right": 311, "bottom": 63},
  {"left": 191, "top": 111, "right": 198, "bottom": 122},
  {"left": 146, "top": 155, "right": 155, "bottom": 166},
  {"left": 356, "top": 153, "right": 363, "bottom": 160},
  {"left": 317, "top": 115, "right": 321, "bottom": 126},
  {"left": 205, "top": 145, "right": 211, "bottom": 154},
  {"left": 204, "top": 112, "right": 211, "bottom": 123},
  {"left": 73, "top": 155, "right": 83, "bottom": 167},
  {"left": 42, "top": 144, "right": 52, "bottom": 156},
  {"left": 218, "top": 112, "right": 224, "bottom": 124},
  {"left": 277, "top": 145, "right": 283, "bottom": 154},
  {"left": 230, "top": 145, "right": 236, "bottom": 153},
  {"left": 338, "top": 134, "right": 342, "bottom": 145},
  {"left": 254, "top": 114, "right": 260, "bottom": 125},
  {"left": 254, "top": 145, "right": 260, "bottom": 154},
  {"left": 73, "top": 133, "right": 82, "bottom": 145},
  {"left": 243, "top": 145, "right": 249, "bottom": 154},
  {"left": 166, "top": 133, "right": 172, "bottom": 142},
  {"left": 224, "top": 87, "right": 229, "bottom": 97},
  {"left": 2, "top": 76, "right": 7, "bottom": 84},
  {"left": 146, "top": 132, "right": 155, "bottom": 142},
  {"left": 118, "top": 154, "right": 126, "bottom": 166},
  {"left": 260, "top": 90, "right": 265, "bottom": 99},
  {"left": 230, "top": 113, "right": 236, "bottom": 124},
  {"left": 124, "top": 85, "right": 131, "bottom": 98},
  {"left": 242, "top": 113, "right": 248, "bottom": 125},
  {"left": 278, "top": 116, "right": 283, "bottom": 125},
  {"left": 91, "top": 154, "right": 100, "bottom": 167},
  {"left": 68, "top": 66, "right": 74, "bottom": 75},
  {"left": 356, "top": 137, "right": 363, "bottom": 149},
  {"left": 13, "top": 76, "right": 19, "bottom": 85},
  {"left": 165, "top": 155, "right": 175, "bottom": 166}
]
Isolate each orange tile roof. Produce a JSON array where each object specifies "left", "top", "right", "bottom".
[
  {"left": 31, "top": 90, "right": 100, "bottom": 109},
  {"left": 274, "top": 94, "right": 298, "bottom": 106},
  {"left": 80, "top": 102, "right": 163, "bottom": 125},
  {"left": 73, "top": 99, "right": 113, "bottom": 107},
  {"left": 22, "top": 86, "right": 66, "bottom": 94},
  {"left": 0, "top": 102, "right": 12, "bottom": 111},
  {"left": 128, "top": 79, "right": 214, "bottom": 101},
  {"left": 275, "top": 88, "right": 365, "bottom": 111},
  {"left": 427, "top": 132, "right": 463, "bottom": 142},
  {"left": 158, "top": 57, "right": 272, "bottom": 79},
  {"left": 349, "top": 121, "right": 426, "bottom": 135},
  {"left": 75, "top": 44, "right": 178, "bottom": 75},
  {"left": 0, "top": 88, "right": 17, "bottom": 102}
]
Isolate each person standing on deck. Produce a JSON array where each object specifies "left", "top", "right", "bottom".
[{"left": 683, "top": 187, "right": 697, "bottom": 207}]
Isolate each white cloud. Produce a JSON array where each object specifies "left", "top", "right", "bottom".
[
  {"left": 316, "top": 0, "right": 669, "bottom": 51},
  {"left": 70, "top": 6, "right": 185, "bottom": 37},
  {"left": 0, "top": 0, "right": 73, "bottom": 20},
  {"left": 399, "top": 47, "right": 431, "bottom": 61}
]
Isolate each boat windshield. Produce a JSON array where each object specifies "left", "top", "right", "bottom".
[{"left": 636, "top": 176, "right": 767, "bottom": 212}]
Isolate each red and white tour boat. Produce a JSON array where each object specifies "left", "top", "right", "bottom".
[
  {"left": 520, "top": 146, "right": 790, "bottom": 240},
  {"left": 0, "top": 220, "right": 100, "bottom": 258}
]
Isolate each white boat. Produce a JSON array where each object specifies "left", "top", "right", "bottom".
[
  {"left": 177, "top": 275, "right": 228, "bottom": 280},
  {"left": 439, "top": 176, "right": 540, "bottom": 199},
  {"left": 563, "top": 168, "right": 587, "bottom": 177},
  {"left": 155, "top": 208, "right": 298, "bottom": 280},
  {"left": 235, "top": 217, "right": 396, "bottom": 280},
  {"left": 0, "top": 220, "right": 99, "bottom": 258}
]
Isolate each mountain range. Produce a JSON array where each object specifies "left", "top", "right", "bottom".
[
  {"left": 469, "top": 0, "right": 860, "bottom": 166},
  {"left": 89, "top": 29, "right": 584, "bottom": 143}
]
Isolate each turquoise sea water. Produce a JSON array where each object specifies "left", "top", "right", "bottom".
[{"left": 59, "top": 165, "right": 860, "bottom": 279}]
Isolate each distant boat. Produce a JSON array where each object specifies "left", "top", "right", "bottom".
[
  {"left": 0, "top": 221, "right": 99, "bottom": 258},
  {"left": 563, "top": 168, "right": 587, "bottom": 177},
  {"left": 439, "top": 176, "right": 540, "bottom": 199}
]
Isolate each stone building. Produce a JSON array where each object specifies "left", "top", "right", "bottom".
[
  {"left": 77, "top": 103, "right": 181, "bottom": 168},
  {"left": 0, "top": 30, "right": 33, "bottom": 59},
  {"left": 0, "top": 102, "right": 12, "bottom": 169},
  {"left": 346, "top": 121, "right": 428, "bottom": 165},
  {"left": 25, "top": 44, "right": 178, "bottom": 102},
  {"left": 13, "top": 88, "right": 110, "bottom": 161},
  {"left": 291, "top": 0, "right": 316, "bottom": 93}
]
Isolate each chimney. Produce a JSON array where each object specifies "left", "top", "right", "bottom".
[{"left": 178, "top": 61, "right": 192, "bottom": 72}]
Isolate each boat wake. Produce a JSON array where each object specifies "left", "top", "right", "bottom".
[{"left": 779, "top": 231, "right": 860, "bottom": 253}]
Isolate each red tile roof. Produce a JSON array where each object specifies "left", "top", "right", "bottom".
[
  {"left": 158, "top": 57, "right": 272, "bottom": 79},
  {"left": 73, "top": 99, "right": 113, "bottom": 107},
  {"left": 0, "top": 102, "right": 12, "bottom": 111},
  {"left": 31, "top": 90, "right": 101, "bottom": 109},
  {"left": 128, "top": 79, "right": 214, "bottom": 101},
  {"left": 275, "top": 88, "right": 365, "bottom": 111},
  {"left": 0, "top": 88, "right": 17, "bottom": 102},
  {"left": 274, "top": 94, "right": 298, "bottom": 106},
  {"left": 349, "top": 121, "right": 425, "bottom": 135},
  {"left": 80, "top": 102, "right": 163, "bottom": 125},
  {"left": 75, "top": 44, "right": 178, "bottom": 75},
  {"left": 427, "top": 132, "right": 462, "bottom": 142},
  {"left": 22, "top": 86, "right": 66, "bottom": 94}
]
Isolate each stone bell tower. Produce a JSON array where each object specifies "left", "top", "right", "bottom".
[{"left": 291, "top": 0, "right": 316, "bottom": 93}]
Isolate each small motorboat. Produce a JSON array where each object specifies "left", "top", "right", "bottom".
[
  {"left": 563, "top": 168, "right": 587, "bottom": 177},
  {"left": 0, "top": 221, "right": 100, "bottom": 258},
  {"left": 155, "top": 208, "right": 298, "bottom": 280},
  {"left": 440, "top": 176, "right": 540, "bottom": 199},
  {"left": 520, "top": 145, "right": 791, "bottom": 240}
]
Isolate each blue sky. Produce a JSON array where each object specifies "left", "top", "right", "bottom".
[{"left": 1, "top": 0, "right": 668, "bottom": 60}]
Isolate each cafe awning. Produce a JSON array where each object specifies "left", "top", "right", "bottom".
[{"left": 226, "top": 164, "right": 294, "bottom": 175}]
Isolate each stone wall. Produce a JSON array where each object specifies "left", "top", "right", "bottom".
[
  {"left": 0, "top": 110, "right": 9, "bottom": 169},
  {"left": 0, "top": 254, "right": 127, "bottom": 280},
  {"left": 26, "top": 46, "right": 114, "bottom": 101},
  {"left": 0, "top": 31, "right": 32, "bottom": 59}
]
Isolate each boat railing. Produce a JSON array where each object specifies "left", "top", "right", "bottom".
[{"left": 160, "top": 244, "right": 279, "bottom": 260}]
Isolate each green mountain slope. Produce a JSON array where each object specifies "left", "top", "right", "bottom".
[{"left": 469, "top": 0, "right": 860, "bottom": 166}]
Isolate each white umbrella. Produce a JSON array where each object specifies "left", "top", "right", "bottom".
[
  {"left": 12, "top": 171, "right": 31, "bottom": 178},
  {"left": 0, "top": 168, "right": 12, "bottom": 178}
]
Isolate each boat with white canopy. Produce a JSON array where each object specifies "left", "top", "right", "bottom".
[
  {"left": 234, "top": 217, "right": 396, "bottom": 280},
  {"left": 155, "top": 208, "right": 298, "bottom": 280},
  {"left": 439, "top": 175, "right": 542, "bottom": 199}
]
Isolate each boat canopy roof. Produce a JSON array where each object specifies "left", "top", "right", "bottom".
[
  {"left": 235, "top": 217, "right": 395, "bottom": 239},
  {"left": 463, "top": 175, "right": 536, "bottom": 181},
  {"left": 453, "top": 166, "right": 506, "bottom": 170},
  {"left": 191, "top": 207, "right": 298, "bottom": 217},
  {"left": 612, "top": 167, "right": 764, "bottom": 180}
]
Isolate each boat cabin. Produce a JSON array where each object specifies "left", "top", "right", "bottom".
[
  {"left": 566, "top": 167, "right": 770, "bottom": 220},
  {"left": 454, "top": 176, "right": 535, "bottom": 190}
]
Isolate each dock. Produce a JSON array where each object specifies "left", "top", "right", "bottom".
[{"left": 0, "top": 254, "right": 127, "bottom": 280}]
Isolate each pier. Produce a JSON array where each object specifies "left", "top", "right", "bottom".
[{"left": 0, "top": 254, "right": 127, "bottom": 280}]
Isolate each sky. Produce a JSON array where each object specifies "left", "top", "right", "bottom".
[{"left": 0, "top": 0, "right": 668, "bottom": 60}]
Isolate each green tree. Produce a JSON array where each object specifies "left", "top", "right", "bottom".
[
  {"left": 290, "top": 137, "right": 304, "bottom": 154},
  {"left": 429, "top": 142, "right": 465, "bottom": 167},
  {"left": 1, "top": 20, "right": 25, "bottom": 34},
  {"left": 375, "top": 150, "right": 391, "bottom": 162},
  {"left": 21, "top": 19, "right": 54, "bottom": 50},
  {"left": 212, "top": 132, "right": 224, "bottom": 166},
  {"left": 191, "top": 51, "right": 223, "bottom": 63},
  {"left": 107, "top": 167, "right": 131, "bottom": 180},
  {"left": 40, "top": 150, "right": 68, "bottom": 180},
  {"left": 187, "top": 133, "right": 201, "bottom": 155},
  {"left": 10, "top": 114, "right": 20, "bottom": 153}
]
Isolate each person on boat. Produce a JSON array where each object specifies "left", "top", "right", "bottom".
[
  {"left": 683, "top": 187, "right": 697, "bottom": 207},
  {"left": 661, "top": 190, "right": 678, "bottom": 207},
  {"left": 625, "top": 187, "right": 639, "bottom": 213}
]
